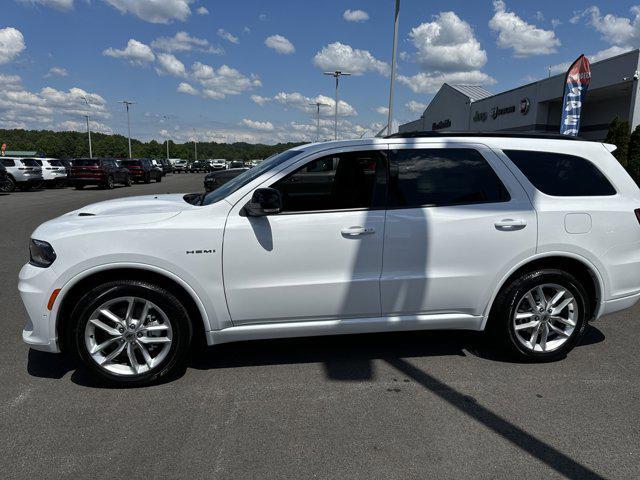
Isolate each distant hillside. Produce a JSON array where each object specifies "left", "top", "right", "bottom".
[{"left": 0, "top": 129, "right": 303, "bottom": 160}]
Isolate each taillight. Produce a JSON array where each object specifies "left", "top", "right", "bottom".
[{"left": 635, "top": 209, "right": 640, "bottom": 225}]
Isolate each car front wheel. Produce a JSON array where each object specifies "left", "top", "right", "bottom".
[
  {"left": 69, "top": 280, "right": 193, "bottom": 386},
  {"left": 489, "top": 269, "right": 588, "bottom": 361}
]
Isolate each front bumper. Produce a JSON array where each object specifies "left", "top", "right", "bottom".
[{"left": 19, "top": 263, "right": 61, "bottom": 353}]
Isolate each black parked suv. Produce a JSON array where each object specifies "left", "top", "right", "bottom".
[
  {"left": 69, "top": 158, "right": 132, "bottom": 189},
  {"left": 203, "top": 167, "right": 249, "bottom": 192},
  {"left": 155, "top": 158, "right": 172, "bottom": 175},
  {"left": 121, "top": 158, "right": 162, "bottom": 183},
  {"left": 189, "top": 160, "right": 207, "bottom": 173}
]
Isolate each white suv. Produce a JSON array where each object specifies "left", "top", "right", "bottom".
[
  {"left": 1, "top": 157, "right": 43, "bottom": 191},
  {"left": 19, "top": 133, "right": 640, "bottom": 385}
]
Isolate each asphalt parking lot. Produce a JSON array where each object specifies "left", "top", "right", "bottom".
[{"left": 0, "top": 174, "right": 638, "bottom": 480}]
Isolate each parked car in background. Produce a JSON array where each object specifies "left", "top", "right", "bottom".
[
  {"left": 172, "top": 159, "right": 188, "bottom": 173},
  {"left": 0, "top": 157, "right": 43, "bottom": 192},
  {"left": 34, "top": 158, "right": 67, "bottom": 188},
  {"left": 70, "top": 158, "right": 131, "bottom": 189},
  {"left": 209, "top": 159, "right": 227, "bottom": 171},
  {"left": 121, "top": 158, "right": 162, "bottom": 184},
  {"left": 155, "top": 158, "right": 172, "bottom": 176},
  {"left": 229, "top": 160, "right": 245, "bottom": 169},
  {"left": 0, "top": 162, "right": 8, "bottom": 192},
  {"left": 189, "top": 160, "right": 207, "bottom": 173},
  {"left": 204, "top": 167, "right": 249, "bottom": 192},
  {"left": 249, "top": 159, "right": 263, "bottom": 167}
]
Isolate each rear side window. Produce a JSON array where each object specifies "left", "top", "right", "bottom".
[
  {"left": 20, "top": 159, "right": 40, "bottom": 166},
  {"left": 48, "top": 160, "right": 63, "bottom": 166},
  {"left": 1, "top": 159, "right": 15, "bottom": 167},
  {"left": 388, "top": 148, "right": 510, "bottom": 208},
  {"left": 503, "top": 150, "right": 616, "bottom": 196}
]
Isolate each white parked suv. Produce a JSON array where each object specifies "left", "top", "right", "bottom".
[
  {"left": 19, "top": 133, "right": 640, "bottom": 385},
  {"left": 35, "top": 158, "right": 68, "bottom": 187},
  {"left": 1, "top": 157, "right": 43, "bottom": 191}
]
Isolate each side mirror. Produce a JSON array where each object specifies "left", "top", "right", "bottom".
[{"left": 243, "top": 187, "right": 282, "bottom": 216}]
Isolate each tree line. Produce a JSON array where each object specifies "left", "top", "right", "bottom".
[
  {"left": 0, "top": 129, "right": 303, "bottom": 161},
  {"left": 604, "top": 118, "right": 640, "bottom": 184}
]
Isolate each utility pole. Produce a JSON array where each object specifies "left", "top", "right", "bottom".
[
  {"left": 118, "top": 100, "right": 136, "bottom": 158},
  {"left": 81, "top": 96, "right": 92, "bottom": 158},
  {"left": 162, "top": 115, "right": 170, "bottom": 160},
  {"left": 309, "top": 101, "right": 330, "bottom": 142},
  {"left": 323, "top": 71, "right": 351, "bottom": 140},
  {"left": 387, "top": 0, "right": 400, "bottom": 136}
]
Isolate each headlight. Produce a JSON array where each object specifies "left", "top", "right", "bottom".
[{"left": 29, "top": 239, "right": 56, "bottom": 268}]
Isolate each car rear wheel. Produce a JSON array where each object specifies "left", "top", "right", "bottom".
[
  {"left": 144, "top": 173, "right": 151, "bottom": 184},
  {"left": 156, "top": 173, "right": 162, "bottom": 183},
  {"left": 489, "top": 269, "right": 588, "bottom": 361},
  {"left": 125, "top": 176, "right": 132, "bottom": 187},
  {"left": 0, "top": 176, "right": 15, "bottom": 192},
  {"left": 104, "top": 176, "right": 115, "bottom": 189},
  {"left": 70, "top": 280, "right": 193, "bottom": 386}
]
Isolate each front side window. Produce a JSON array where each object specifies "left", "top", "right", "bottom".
[
  {"left": 503, "top": 150, "right": 616, "bottom": 196},
  {"left": 20, "top": 159, "right": 40, "bottom": 167},
  {"left": 388, "top": 148, "right": 510, "bottom": 208},
  {"left": 271, "top": 151, "right": 386, "bottom": 213}
]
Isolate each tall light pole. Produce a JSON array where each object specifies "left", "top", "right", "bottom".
[
  {"left": 323, "top": 71, "right": 351, "bottom": 140},
  {"left": 162, "top": 115, "right": 170, "bottom": 160},
  {"left": 192, "top": 128, "right": 198, "bottom": 162},
  {"left": 309, "top": 101, "right": 329, "bottom": 142},
  {"left": 118, "top": 100, "right": 136, "bottom": 158},
  {"left": 386, "top": 0, "right": 400, "bottom": 136},
  {"left": 81, "top": 96, "right": 92, "bottom": 158}
]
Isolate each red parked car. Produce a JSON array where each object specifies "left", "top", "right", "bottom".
[
  {"left": 70, "top": 158, "right": 132, "bottom": 189},
  {"left": 121, "top": 158, "right": 162, "bottom": 184}
]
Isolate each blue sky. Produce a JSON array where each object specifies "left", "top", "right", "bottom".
[{"left": 1, "top": 0, "right": 639, "bottom": 144}]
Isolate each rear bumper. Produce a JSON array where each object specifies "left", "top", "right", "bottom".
[{"left": 70, "top": 176, "right": 105, "bottom": 185}]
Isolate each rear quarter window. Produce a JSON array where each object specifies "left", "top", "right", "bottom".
[{"left": 502, "top": 150, "right": 616, "bottom": 196}]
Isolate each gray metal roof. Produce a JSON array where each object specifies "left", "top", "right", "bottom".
[{"left": 446, "top": 84, "right": 493, "bottom": 102}]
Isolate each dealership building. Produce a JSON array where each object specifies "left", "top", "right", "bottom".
[{"left": 399, "top": 49, "right": 640, "bottom": 140}]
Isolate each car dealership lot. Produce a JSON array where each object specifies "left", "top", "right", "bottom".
[{"left": 1, "top": 175, "right": 639, "bottom": 479}]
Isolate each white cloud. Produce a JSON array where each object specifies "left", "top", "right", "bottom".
[
  {"left": 16, "top": 0, "right": 73, "bottom": 9},
  {"left": 549, "top": 46, "right": 633, "bottom": 74},
  {"left": 571, "top": 6, "right": 640, "bottom": 48},
  {"left": 265, "top": 34, "right": 295, "bottom": 54},
  {"left": 196, "top": 6, "right": 208, "bottom": 15},
  {"left": 409, "top": 11, "right": 486, "bottom": 72},
  {"left": 217, "top": 28, "right": 239, "bottom": 44},
  {"left": 313, "top": 42, "right": 389, "bottom": 76},
  {"left": 489, "top": 1, "right": 560, "bottom": 57},
  {"left": 103, "top": 39, "right": 155, "bottom": 65},
  {"left": 375, "top": 106, "right": 389, "bottom": 115},
  {"left": 241, "top": 118, "right": 275, "bottom": 131},
  {"left": 399, "top": 11, "right": 494, "bottom": 95},
  {"left": 251, "top": 94, "right": 271, "bottom": 105},
  {"left": 151, "top": 31, "right": 223, "bottom": 54},
  {"left": 58, "top": 119, "right": 113, "bottom": 134},
  {"left": 343, "top": 9, "right": 369, "bottom": 22},
  {"left": 406, "top": 100, "right": 426, "bottom": 114},
  {"left": 273, "top": 91, "right": 357, "bottom": 116},
  {"left": 156, "top": 53, "right": 186, "bottom": 76},
  {"left": 0, "top": 27, "right": 26, "bottom": 65},
  {"left": 103, "top": 0, "right": 192, "bottom": 24},
  {"left": 177, "top": 82, "right": 198, "bottom": 95},
  {"left": 188, "top": 62, "right": 261, "bottom": 99},
  {"left": 44, "top": 66, "right": 68, "bottom": 78},
  {"left": 398, "top": 71, "right": 495, "bottom": 94}
]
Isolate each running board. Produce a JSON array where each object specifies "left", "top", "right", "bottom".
[{"left": 205, "top": 313, "right": 485, "bottom": 346}]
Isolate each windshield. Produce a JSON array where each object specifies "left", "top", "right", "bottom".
[
  {"left": 202, "top": 149, "right": 303, "bottom": 206},
  {"left": 73, "top": 160, "right": 100, "bottom": 166}
]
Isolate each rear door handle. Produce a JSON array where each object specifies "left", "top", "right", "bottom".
[
  {"left": 341, "top": 226, "right": 375, "bottom": 236},
  {"left": 495, "top": 219, "right": 526, "bottom": 231}
]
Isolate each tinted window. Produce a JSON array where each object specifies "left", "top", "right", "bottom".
[
  {"left": 48, "top": 160, "right": 63, "bottom": 166},
  {"left": 73, "top": 160, "right": 100, "bottom": 166},
  {"left": 503, "top": 150, "right": 616, "bottom": 196},
  {"left": 20, "top": 159, "right": 40, "bottom": 166},
  {"left": 1, "top": 159, "right": 15, "bottom": 167},
  {"left": 272, "top": 151, "right": 385, "bottom": 212},
  {"left": 121, "top": 160, "right": 141, "bottom": 167},
  {"left": 388, "top": 149, "right": 510, "bottom": 208}
]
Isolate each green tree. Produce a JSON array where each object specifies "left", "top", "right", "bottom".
[
  {"left": 604, "top": 117, "right": 630, "bottom": 167},
  {"left": 627, "top": 125, "right": 640, "bottom": 182}
]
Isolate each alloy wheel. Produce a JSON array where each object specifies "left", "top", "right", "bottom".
[
  {"left": 512, "top": 283, "right": 578, "bottom": 353},
  {"left": 84, "top": 296, "right": 173, "bottom": 376}
]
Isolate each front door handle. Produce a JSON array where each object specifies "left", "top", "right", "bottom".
[
  {"left": 341, "top": 226, "right": 375, "bottom": 236},
  {"left": 495, "top": 219, "right": 526, "bottom": 231}
]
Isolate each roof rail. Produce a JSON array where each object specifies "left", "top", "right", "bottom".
[{"left": 385, "top": 130, "right": 586, "bottom": 141}]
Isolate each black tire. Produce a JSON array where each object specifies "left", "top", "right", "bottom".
[
  {"left": 0, "top": 176, "right": 15, "bottom": 192},
  {"left": 144, "top": 173, "right": 151, "bottom": 184},
  {"left": 156, "top": 173, "right": 162, "bottom": 183},
  {"left": 69, "top": 280, "right": 193, "bottom": 386},
  {"left": 488, "top": 269, "right": 589, "bottom": 361},
  {"left": 104, "top": 176, "right": 114, "bottom": 189},
  {"left": 125, "top": 175, "right": 132, "bottom": 187}
]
